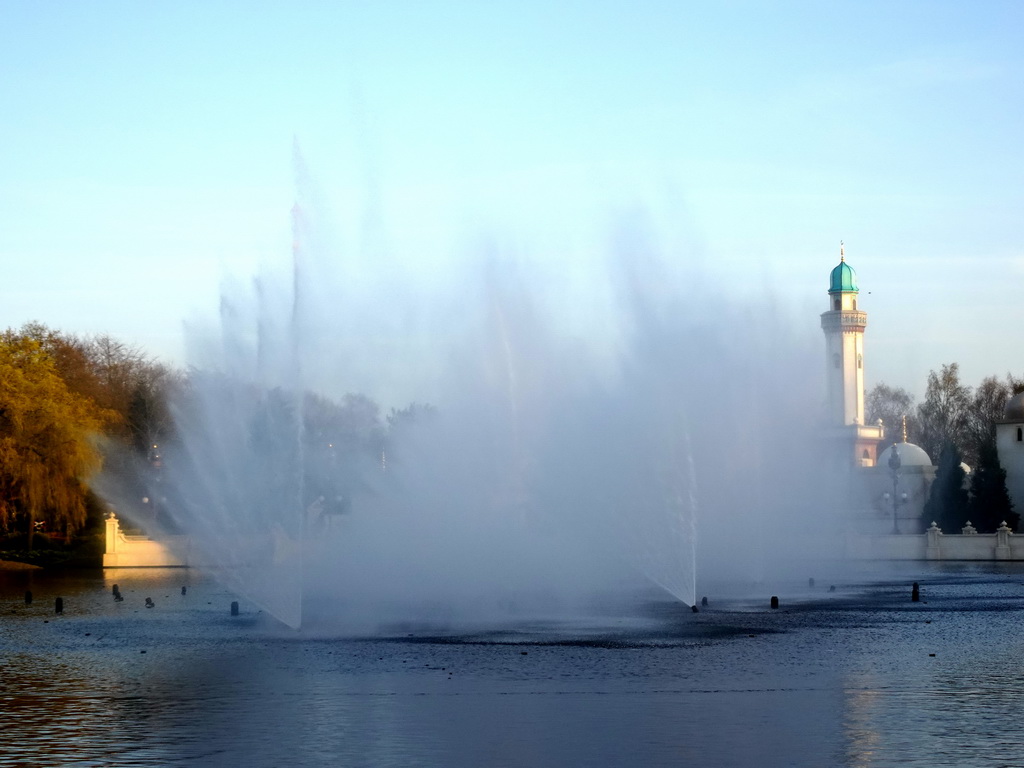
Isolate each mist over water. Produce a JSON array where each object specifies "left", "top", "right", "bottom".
[{"left": 160, "top": 161, "right": 826, "bottom": 630}]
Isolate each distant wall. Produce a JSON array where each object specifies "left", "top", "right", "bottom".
[
  {"left": 105, "top": 510, "right": 1024, "bottom": 567},
  {"left": 847, "top": 522, "right": 1021, "bottom": 561}
]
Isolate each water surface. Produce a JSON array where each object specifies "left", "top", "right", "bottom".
[{"left": 3, "top": 565, "right": 1024, "bottom": 767}]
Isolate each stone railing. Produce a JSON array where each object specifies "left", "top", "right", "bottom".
[
  {"left": 847, "top": 521, "right": 1022, "bottom": 561},
  {"left": 103, "top": 513, "right": 187, "bottom": 567}
]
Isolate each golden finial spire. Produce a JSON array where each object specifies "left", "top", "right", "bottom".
[
  {"left": 840, "top": 240, "right": 845, "bottom": 262},
  {"left": 901, "top": 415, "right": 908, "bottom": 443}
]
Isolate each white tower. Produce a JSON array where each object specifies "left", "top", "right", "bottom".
[{"left": 820, "top": 244, "right": 883, "bottom": 466}]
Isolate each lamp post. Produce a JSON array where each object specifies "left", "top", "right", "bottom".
[
  {"left": 886, "top": 445, "right": 903, "bottom": 534},
  {"left": 148, "top": 443, "right": 162, "bottom": 523}
]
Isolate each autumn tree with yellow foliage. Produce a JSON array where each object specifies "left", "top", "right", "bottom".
[{"left": 0, "top": 332, "right": 116, "bottom": 549}]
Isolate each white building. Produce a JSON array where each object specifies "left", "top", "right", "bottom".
[
  {"left": 816, "top": 248, "right": 1024, "bottom": 537},
  {"left": 996, "top": 393, "right": 1024, "bottom": 526},
  {"left": 819, "top": 248, "right": 935, "bottom": 533},
  {"left": 819, "top": 245, "right": 884, "bottom": 468}
]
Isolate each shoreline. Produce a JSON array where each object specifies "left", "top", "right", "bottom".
[{"left": 0, "top": 559, "right": 43, "bottom": 571}]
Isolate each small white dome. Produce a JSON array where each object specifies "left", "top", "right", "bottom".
[{"left": 878, "top": 442, "right": 932, "bottom": 468}]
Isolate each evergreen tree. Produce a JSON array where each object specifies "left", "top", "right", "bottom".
[
  {"left": 968, "top": 441, "right": 1018, "bottom": 532},
  {"left": 923, "top": 441, "right": 969, "bottom": 533}
]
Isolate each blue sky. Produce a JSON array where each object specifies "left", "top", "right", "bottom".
[{"left": 2, "top": 1, "right": 1022, "bottom": 399}]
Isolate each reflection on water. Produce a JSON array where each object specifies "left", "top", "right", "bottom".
[
  {"left": 2, "top": 566, "right": 1024, "bottom": 766},
  {"left": 840, "top": 576, "right": 1024, "bottom": 768}
]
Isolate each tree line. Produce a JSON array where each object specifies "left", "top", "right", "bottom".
[
  {"left": 867, "top": 363, "right": 1024, "bottom": 533},
  {"left": 0, "top": 323, "right": 178, "bottom": 550},
  {"left": 0, "top": 322, "right": 426, "bottom": 553},
  {"left": 7, "top": 319, "right": 1018, "bottom": 549}
]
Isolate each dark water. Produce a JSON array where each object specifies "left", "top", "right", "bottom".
[{"left": 3, "top": 565, "right": 1024, "bottom": 767}]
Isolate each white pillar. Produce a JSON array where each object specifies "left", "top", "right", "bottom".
[{"left": 105, "top": 514, "right": 120, "bottom": 555}]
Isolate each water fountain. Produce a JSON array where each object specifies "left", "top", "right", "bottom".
[{"left": 153, "top": 160, "right": 823, "bottom": 630}]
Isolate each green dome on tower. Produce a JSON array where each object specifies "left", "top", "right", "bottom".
[{"left": 828, "top": 246, "right": 858, "bottom": 293}]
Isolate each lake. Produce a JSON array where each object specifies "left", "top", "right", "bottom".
[{"left": 3, "top": 564, "right": 1024, "bottom": 767}]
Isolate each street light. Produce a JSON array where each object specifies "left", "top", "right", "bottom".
[{"left": 886, "top": 445, "right": 905, "bottom": 534}]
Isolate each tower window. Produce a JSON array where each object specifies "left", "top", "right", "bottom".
[
  {"left": 833, "top": 298, "right": 840, "bottom": 310},
  {"left": 857, "top": 354, "right": 863, "bottom": 370},
  {"left": 1017, "top": 427, "right": 1022, "bottom": 442},
  {"left": 853, "top": 299, "right": 857, "bottom": 310},
  {"left": 862, "top": 449, "right": 870, "bottom": 459}
]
